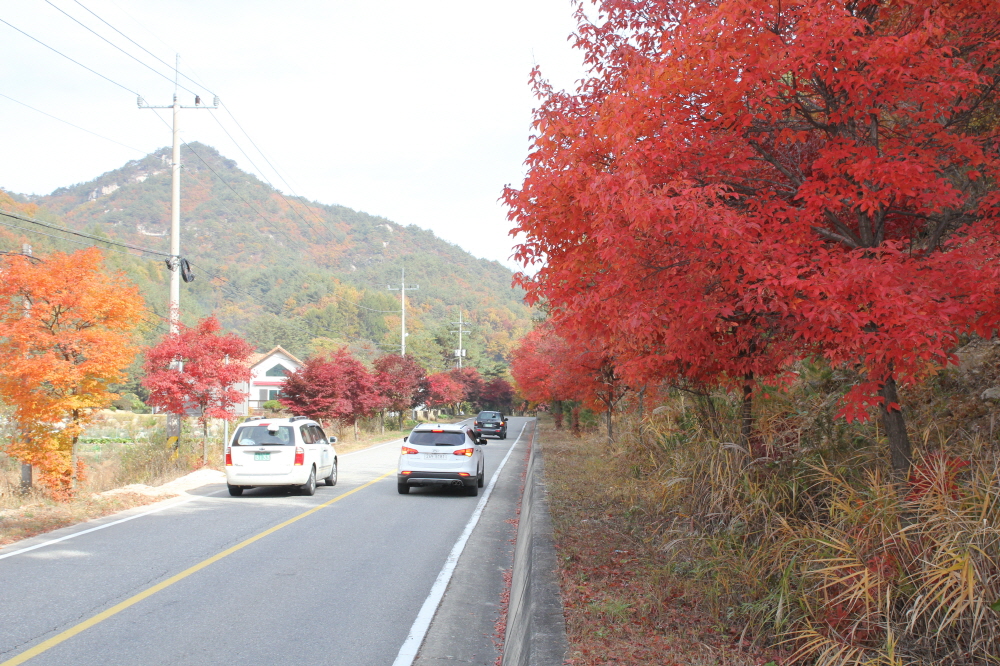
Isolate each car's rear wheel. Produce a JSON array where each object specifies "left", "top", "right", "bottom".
[
  {"left": 466, "top": 482, "right": 479, "bottom": 497},
  {"left": 300, "top": 467, "right": 317, "bottom": 496},
  {"left": 397, "top": 482, "right": 410, "bottom": 494},
  {"left": 227, "top": 484, "right": 243, "bottom": 497},
  {"left": 324, "top": 460, "right": 338, "bottom": 486}
]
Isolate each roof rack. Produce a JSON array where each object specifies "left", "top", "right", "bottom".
[
  {"left": 243, "top": 416, "right": 263, "bottom": 422},
  {"left": 289, "top": 415, "right": 309, "bottom": 422}
]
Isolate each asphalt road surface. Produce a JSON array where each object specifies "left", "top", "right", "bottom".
[{"left": 0, "top": 417, "right": 534, "bottom": 666}]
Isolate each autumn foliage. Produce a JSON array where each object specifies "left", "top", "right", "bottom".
[
  {"left": 279, "top": 348, "right": 382, "bottom": 432},
  {"left": 0, "top": 248, "right": 147, "bottom": 497},
  {"left": 506, "top": 0, "right": 1000, "bottom": 474},
  {"left": 373, "top": 354, "right": 428, "bottom": 429},
  {"left": 143, "top": 316, "right": 255, "bottom": 428}
]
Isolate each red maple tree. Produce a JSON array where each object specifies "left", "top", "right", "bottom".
[
  {"left": 506, "top": 0, "right": 1000, "bottom": 474},
  {"left": 373, "top": 354, "right": 428, "bottom": 429},
  {"left": 425, "top": 372, "right": 466, "bottom": 409},
  {"left": 143, "top": 316, "right": 254, "bottom": 462},
  {"left": 481, "top": 377, "right": 515, "bottom": 412},
  {"left": 448, "top": 366, "right": 485, "bottom": 407},
  {"left": 279, "top": 348, "right": 382, "bottom": 438}
]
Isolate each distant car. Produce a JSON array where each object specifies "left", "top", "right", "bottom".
[
  {"left": 224, "top": 416, "right": 338, "bottom": 497},
  {"left": 397, "top": 423, "right": 486, "bottom": 496},
  {"left": 473, "top": 411, "right": 507, "bottom": 439}
]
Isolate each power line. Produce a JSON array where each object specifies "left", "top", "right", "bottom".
[
  {"left": 70, "top": 0, "right": 216, "bottom": 96},
  {"left": 220, "top": 104, "right": 336, "bottom": 234},
  {"left": 0, "top": 92, "right": 145, "bottom": 153},
  {"left": 0, "top": 210, "right": 170, "bottom": 256},
  {"left": 144, "top": 110, "right": 305, "bottom": 250},
  {"left": 43, "top": 0, "right": 207, "bottom": 99},
  {"left": 208, "top": 113, "right": 322, "bottom": 236},
  {"left": 0, "top": 17, "right": 138, "bottom": 95}
]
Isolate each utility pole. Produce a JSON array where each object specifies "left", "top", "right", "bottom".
[
  {"left": 138, "top": 55, "right": 217, "bottom": 441},
  {"left": 19, "top": 243, "right": 32, "bottom": 492},
  {"left": 387, "top": 267, "right": 419, "bottom": 356},
  {"left": 137, "top": 55, "right": 218, "bottom": 334},
  {"left": 450, "top": 310, "right": 471, "bottom": 368}
]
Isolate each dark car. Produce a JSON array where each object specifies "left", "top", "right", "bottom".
[{"left": 474, "top": 411, "right": 507, "bottom": 439}]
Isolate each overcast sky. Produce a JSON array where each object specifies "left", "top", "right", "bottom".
[{"left": 0, "top": 0, "right": 587, "bottom": 270}]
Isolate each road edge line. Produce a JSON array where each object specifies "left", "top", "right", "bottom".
[{"left": 391, "top": 418, "right": 530, "bottom": 666}]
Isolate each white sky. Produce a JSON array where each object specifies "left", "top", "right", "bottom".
[{"left": 0, "top": 0, "right": 587, "bottom": 270}]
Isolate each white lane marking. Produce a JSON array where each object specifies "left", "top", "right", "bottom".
[
  {"left": 0, "top": 489, "right": 226, "bottom": 561},
  {"left": 392, "top": 419, "right": 527, "bottom": 666}
]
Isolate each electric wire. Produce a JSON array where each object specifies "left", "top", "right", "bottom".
[
  {"left": 208, "top": 113, "right": 323, "bottom": 236},
  {"left": 0, "top": 92, "right": 145, "bottom": 153},
  {"left": 70, "top": 0, "right": 216, "bottom": 96},
  {"left": 43, "top": 0, "right": 208, "bottom": 99},
  {"left": 220, "top": 104, "right": 336, "bottom": 234},
  {"left": 145, "top": 110, "right": 306, "bottom": 250},
  {"left": 0, "top": 210, "right": 171, "bottom": 256},
  {"left": 0, "top": 17, "right": 138, "bottom": 95}
]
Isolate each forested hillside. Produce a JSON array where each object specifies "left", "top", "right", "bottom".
[{"left": 0, "top": 143, "right": 530, "bottom": 373}]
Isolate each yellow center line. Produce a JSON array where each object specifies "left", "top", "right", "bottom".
[{"left": 0, "top": 472, "right": 395, "bottom": 666}]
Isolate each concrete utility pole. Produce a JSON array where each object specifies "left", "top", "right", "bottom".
[
  {"left": 450, "top": 310, "right": 471, "bottom": 368},
  {"left": 137, "top": 55, "right": 218, "bottom": 334},
  {"left": 387, "top": 268, "right": 419, "bottom": 356},
  {"left": 138, "top": 56, "right": 217, "bottom": 441},
  {"left": 19, "top": 243, "right": 32, "bottom": 492}
]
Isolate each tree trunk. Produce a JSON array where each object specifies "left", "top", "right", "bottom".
[
  {"left": 203, "top": 419, "right": 209, "bottom": 466},
  {"left": 879, "top": 376, "right": 912, "bottom": 479},
  {"left": 606, "top": 407, "right": 613, "bottom": 443},
  {"left": 354, "top": 420, "right": 359, "bottom": 441},
  {"left": 637, "top": 385, "right": 646, "bottom": 419},
  {"left": 740, "top": 373, "right": 754, "bottom": 451},
  {"left": 552, "top": 400, "right": 563, "bottom": 429}
]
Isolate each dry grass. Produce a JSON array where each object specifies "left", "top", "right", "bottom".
[
  {"left": 0, "top": 492, "right": 163, "bottom": 547},
  {"left": 540, "top": 418, "right": 771, "bottom": 666}
]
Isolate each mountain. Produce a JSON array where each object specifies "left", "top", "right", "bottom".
[{"left": 0, "top": 143, "right": 532, "bottom": 375}]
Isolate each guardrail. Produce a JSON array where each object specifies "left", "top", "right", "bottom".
[{"left": 502, "top": 429, "right": 568, "bottom": 666}]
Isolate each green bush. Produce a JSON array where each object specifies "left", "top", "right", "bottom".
[{"left": 262, "top": 400, "right": 283, "bottom": 412}]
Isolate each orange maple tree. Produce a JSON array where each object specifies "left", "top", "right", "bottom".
[{"left": 0, "top": 248, "right": 147, "bottom": 497}]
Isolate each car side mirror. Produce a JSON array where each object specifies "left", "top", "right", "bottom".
[
  {"left": 403, "top": 436, "right": 408, "bottom": 442},
  {"left": 328, "top": 436, "right": 338, "bottom": 444},
  {"left": 478, "top": 438, "right": 487, "bottom": 445}
]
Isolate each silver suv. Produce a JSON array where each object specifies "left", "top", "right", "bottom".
[{"left": 397, "top": 423, "right": 486, "bottom": 496}]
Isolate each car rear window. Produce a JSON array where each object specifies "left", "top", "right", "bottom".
[
  {"left": 408, "top": 431, "right": 466, "bottom": 446},
  {"left": 233, "top": 425, "right": 295, "bottom": 446},
  {"left": 479, "top": 412, "right": 500, "bottom": 420}
]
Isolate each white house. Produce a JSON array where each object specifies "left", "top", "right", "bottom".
[{"left": 236, "top": 346, "right": 303, "bottom": 415}]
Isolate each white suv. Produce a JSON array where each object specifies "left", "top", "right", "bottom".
[
  {"left": 225, "top": 416, "right": 338, "bottom": 497},
  {"left": 397, "top": 423, "right": 486, "bottom": 496}
]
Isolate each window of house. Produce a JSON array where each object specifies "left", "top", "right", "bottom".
[{"left": 265, "top": 364, "right": 289, "bottom": 377}]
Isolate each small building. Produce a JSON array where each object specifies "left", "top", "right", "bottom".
[{"left": 235, "top": 346, "right": 303, "bottom": 415}]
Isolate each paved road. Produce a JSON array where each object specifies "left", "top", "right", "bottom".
[{"left": 0, "top": 417, "right": 534, "bottom": 666}]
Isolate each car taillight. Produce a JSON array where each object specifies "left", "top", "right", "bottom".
[
  {"left": 402, "top": 446, "right": 418, "bottom": 455},
  {"left": 401, "top": 470, "right": 412, "bottom": 475},
  {"left": 458, "top": 472, "right": 470, "bottom": 477},
  {"left": 225, "top": 447, "right": 232, "bottom": 466},
  {"left": 294, "top": 446, "right": 305, "bottom": 465},
  {"left": 474, "top": 421, "right": 481, "bottom": 426},
  {"left": 453, "top": 448, "right": 474, "bottom": 457}
]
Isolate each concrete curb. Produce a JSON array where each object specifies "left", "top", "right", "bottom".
[{"left": 502, "top": 426, "right": 568, "bottom": 666}]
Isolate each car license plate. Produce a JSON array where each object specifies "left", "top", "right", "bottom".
[
  {"left": 254, "top": 452, "right": 270, "bottom": 461},
  {"left": 425, "top": 453, "right": 447, "bottom": 460}
]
